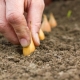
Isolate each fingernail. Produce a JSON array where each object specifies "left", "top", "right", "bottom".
[
  {"left": 20, "top": 39, "right": 29, "bottom": 47},
  {"left": 35, "top": 33, "right": 40, "bottom": 46}
]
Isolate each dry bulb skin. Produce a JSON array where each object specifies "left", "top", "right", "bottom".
[
  {"left": 41, "top": 14, "right": 51, "bottom": 32},
  {"left": 49, "top": 13, "right": 57, "bottom": 28}
]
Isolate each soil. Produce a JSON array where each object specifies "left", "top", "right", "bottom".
[{"left": 0, "top": 0, "right": 80, "bottom": 80}]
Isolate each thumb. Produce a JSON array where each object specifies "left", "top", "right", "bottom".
[{"left": 27, "top": 0, "right": 45, "bottom": 46}]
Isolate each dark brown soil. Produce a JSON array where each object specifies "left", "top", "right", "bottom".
[{"left": 0, "top": 0, "right": 80, "bottom": 80}]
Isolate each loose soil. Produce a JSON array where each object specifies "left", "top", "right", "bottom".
[{"left": 0, "top": 0, "right": 80, "bottom": 80}]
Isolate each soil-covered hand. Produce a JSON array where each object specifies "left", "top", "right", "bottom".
[{"left": 0, "top": 0, "right": 45, "bottom": 47}]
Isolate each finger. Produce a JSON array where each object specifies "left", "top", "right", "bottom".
[
  {"left": 0, "top": 0, "right": 19, "bottom": 44},
  {"left": 27, "top": 0, "right": 45, "bottom": 46},
  {"left": 5, "top": 0, "right": 31, "bottom": 47}
]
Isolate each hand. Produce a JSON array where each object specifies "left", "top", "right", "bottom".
[{"left": 0, "top": 0, "right": 45, "bottom": 47}]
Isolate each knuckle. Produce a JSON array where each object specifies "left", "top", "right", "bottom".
[{"left": 6, "top": 13, "right": 22, "bottom": 24}]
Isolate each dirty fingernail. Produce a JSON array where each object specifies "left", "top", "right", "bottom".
[{"left": 20, "top": 39, "right": 29, "bottom": 47}]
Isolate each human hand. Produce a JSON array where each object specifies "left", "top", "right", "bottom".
[{"left": 0, "top": 0, "right": 45, "bottom": 47}]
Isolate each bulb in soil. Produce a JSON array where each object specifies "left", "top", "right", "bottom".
[
  {"left": 41, "top": 14, "right": 51, "bottom": 32},
  {"left": 23, "top": 38, "right": 35, "bottom": 56},
  {"left": 49, "top": 13, "right": 57, "bottom": 28},
  {"left": 39, "top": 29, "right": 45, "bottom": 40}
]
